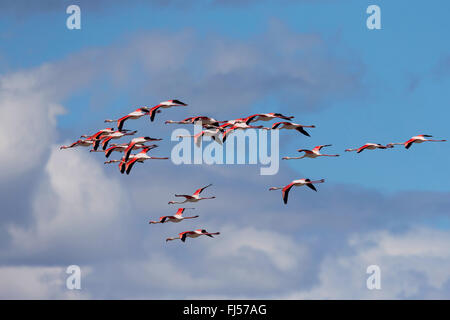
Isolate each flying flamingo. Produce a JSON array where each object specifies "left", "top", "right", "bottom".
[
  {"left": 60, "top": 139, "right": 94, "bottom": 150},
  {"left": 166, "top": 116, "right": 220, "bottom": 127},
  {"left": 104, "top": 154, "right": 136, "bottom": 165},
  {"left": 104, "top": 107, "right": 153, "bottom": 131},
  {"left": 149, "top": 208, "right": 199, "bottom": 224},
  {"left": 282, "top": 145, "right": 340, "bottom": 160},
  {"left": 123, "top": 136, "right": 163, "bottom": 162},
  {"left": 165, "top": 117, "right": 195, "bottom": 125},
  {"left": 269, "top": 178, "right": 325, "bottom": 204},
  {"left": 222, "top": 123, "right": 265, "bottom": 142},
  {"left": 98, "top": 130, "right": 137, "bottom": 150},
  {"left": 245, "top": 113, "right": 294, "bottom": 124},
  {"left": 80, "top": 128, "right": 115, "bottom": 142},
  {"left": 345, "top": 143, "right": 393, "bottom": 153},
  {"left": 149, "top": 99, "right": 188, "bottom": 122},
  {"left": 218, "top": 117, "right": 249, "bottom": 128},
  {"left": 168, "top": 184, "right": 216, "bottom": 204},
  {"left": 166, "top": 229, "right": 221, "bottom": 242},
  {"left": 388, "top": 134, "right": 446, "bottom": 149},
  {"left": 122, "top": 148, "right": 169, "bottom": 175},
  {"left": 271, "top": 122, "right": 315, "bottom": 137},
  {"left": 91, "top": 143, "right": 158, "bottom": 158}
]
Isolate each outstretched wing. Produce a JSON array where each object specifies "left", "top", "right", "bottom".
[
  {"left": 125, "top": 158, "right": 139, "bottom": 175},
  {"left": 175, "top": 194, "right": 195, "bottom": 199},
  {"left": 193, "top": 184, "right": 212, "bottom": 196},
  {"left": 160, "top": 216, "right": 169, "bottom": 223},
  {"left": 313, "top": 144, "right": 331, "bottom": 152},
  {"left": 175, "top": 208, "right": 185, "bottom": 215},
  {"left": 271, "top": 122, "right": 284, "bottom": 129},
  {"left": 123, "top": 142, "right": 136, "bottom": 162},
  {"left": 357, "top": 144, "right": 369, "bottom": 153},
  {"left": 105, "top": 145, "right": 119, "bottom": 158},
  {"left": 117, "top": 115, "right": 130, "bottom": 131},
  {"left": 296, "top": 127, "right": 310, "bottom": 137},
  {"left": 282, "top": 183, "right": 295, "bottom": 205},
  {"left": 245, "top": 114, "right": 260, "bottom": 125},
  {"left": 201, "top": 229, "right": 214, "bottom": 238},
  {"left": 404, "top": 138, "right": 416, "bottom": 149},
  {"left": 180, "top": 232, "right": 189, "bottom": 242},
  {"left": 149, "top": 106, "right": 160, "bottom": 122},
  {"left": 102, "top": 137, "right": 113, "bottom": 150},
  {"left": 306, "top": 183, "right": 317, "bottom": 192}
]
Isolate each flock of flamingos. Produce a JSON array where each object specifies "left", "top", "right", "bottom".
[{"left": 60, "top": 99, "right": 446, "bottom": 243}]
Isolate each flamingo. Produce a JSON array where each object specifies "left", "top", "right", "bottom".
[
  {"left": 60, "top": 139, "right": 94, "bottom": 150},
  {"left": 149, "top": 208, "right": 199, "bottom": 224},
  {"left": 149, "top": 99, "right": 188, "bottom": 122},
  {"left": 166, "top": 116, "right": 220, "bottom": 127},
  {"left": 98, "top": 130, "right": 137, "bottom": 150},
  {"left": 91, "top": 143, "right": 158, "bottom": 158},
  {"left": 218, "top": 117, "right": 248, "bottom": 128},
  {"left": 245, "top": 113, "right": 294, "bottom": 124},
  {"left": 177, "top": 128, "right": 224, "bottom": 147},
  {"left": 283, "top": 145, "right": 339, "bottom": 160},
  {"left": 165, "top": 117, "right": 195, "bottom": 125},
  {"left": 122, "top": 147, "right": 169, "bottom": 175},
  {"left": 168, "top": 184, "right": 216, "bottom": 204},
  {"left": 345, "top": 143, "right": 393, "bottom": 153},
  {"left": 166, "top": 229, "right": 220, "bottom": 242},
  {"left": 388, "top": 134, "right": 446, "bottom": 149},
  {"left": 104, "top": 154, "right": 136, "bottom": 165},
  {"left": 123, "top": 136, "right": 163, "bottom": 162},
  {"left": 222, "top": 123, "right": 265, "bottom": 142},
  {"left": 271, "top": 122, "right": 315, "bottom": 137},
  {"left": 269, "top": 178, "right": 325, "bottom": 204},
  {"left": 104, "top": 107, "right": 153, "bottom": 131},
  {"left": 81, "top": 128, "right": 115, "bottom": 141}
]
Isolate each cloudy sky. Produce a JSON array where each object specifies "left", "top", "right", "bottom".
[{"left": 0, "top": 0, "right": 449, "bottom": 299}]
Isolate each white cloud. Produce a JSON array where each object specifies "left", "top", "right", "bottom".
[
  {"left": 6, "top": 145, "right": 130, "bottom": 259},
  {"left": 208, "top": 225, "right": 307, "bottom": 272},
  {"left": 0, "top": 67, "right": 65, "bottom": 180},
  {"left": 282, "top": 227, "right": 450, "bottom": 299}
]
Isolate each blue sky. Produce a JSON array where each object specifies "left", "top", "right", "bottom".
[
  {"left": 2, "top": 0, "right": 448, "bottom": 192},
  {"left": 0, "top": 0, "right": 449, "bottom": 299}
]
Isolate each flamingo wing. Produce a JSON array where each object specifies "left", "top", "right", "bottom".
[
  {"left": 313, "top": 144, "right": 331, "bottom": 152},
  {"left": 193, "top": 184, "right": 212, "bottom": 196},
  {"left": 357, "top": 144, "right": 369, "bottom": 153},
  {"left": 305, "top": 183, "right": 317, "bottom": 192},
  {"left": 296, "top": 127, "right": 310, "bottom": 137},
  {"left": 105, "top": 145, "right": 118, "bottom": 158},
  {"left": 175, "top": 194, "right": 195, "bottom": 199},
  {"left": 282, "top": 183, "right": 295, "bottom": 205},
  {"left": 123, "top": 142, "right": 136, "bottom": 161},
  {"left": 201, "top": 229, "right": 214, "bottom": 237},
  {"left": 125, "top": 158, "right": 139, "bottom": 175},
  {"left": 117, "top": 115, "right": 131, "bottom": 131},
  {"left": 180, "top": 231, "right": 191, "bottom": 242},
  {"left": 101, "top": 136, "right": 113, "bottom": 150},
  {"left": 118, "top": 160, "right": 126, "bottom": 174},
  {"left": 404, "top": 138, "right": 416, "bottom": 149},
  {"left": 160, "top": 216, "right": 169, "bottom": 223},
  {"left": 245, "top": 114, "right": 260, "bottom": 125},
  {"left": 149, "top": 106, "right": 160, "bottom": 122},
  {"left": 271, "top": 122, "right": 284, "bottom": 129}
]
